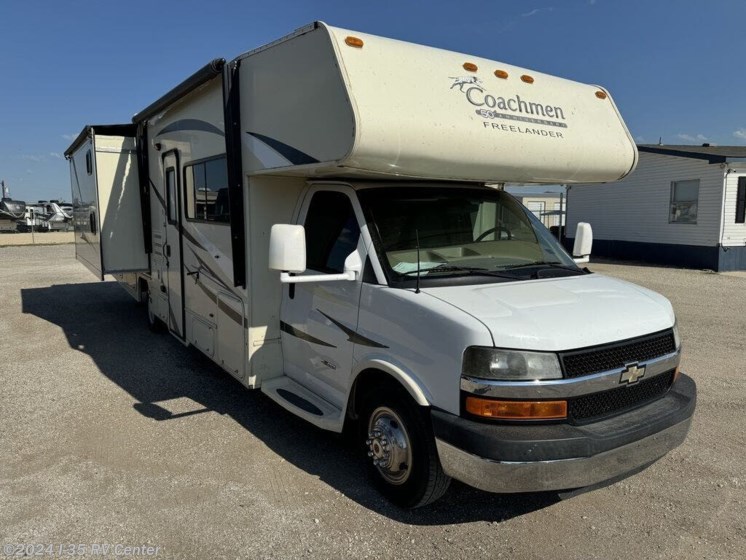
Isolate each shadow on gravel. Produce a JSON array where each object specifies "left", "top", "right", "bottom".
[{"left": 21, "top": 281, "right": 560, "bottom": 524}]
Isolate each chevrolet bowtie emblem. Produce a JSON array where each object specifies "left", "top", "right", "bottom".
[{"left": 620, "top": 363, "right": 646, "bottom": 384}]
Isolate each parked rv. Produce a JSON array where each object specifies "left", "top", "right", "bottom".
[
  {"left": 16, "top": 201, "right": 73, "bottom": 233},
  {"left": 66, "top": 22, "right": 696, "bottom": 507},
  {"left": 0, "top": 180, "right": 26, "bottom": 233}
]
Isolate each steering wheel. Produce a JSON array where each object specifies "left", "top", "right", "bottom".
[{"left": 475, "top": 225, "right": 512, "bottom": 241}]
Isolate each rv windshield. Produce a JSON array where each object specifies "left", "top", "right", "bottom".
[{"left": 358, "top": 186, "right": 578, "bottom": 284}]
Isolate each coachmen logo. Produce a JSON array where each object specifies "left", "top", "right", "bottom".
[
  {"left": 449, "top": 76, "right": 484, "bottom": 92},
  {"left": 449, "top": 76, "right": 568, "bottom": 136},
  {"left": 620, "top": 363, "right": 646, "bottom": 385}
]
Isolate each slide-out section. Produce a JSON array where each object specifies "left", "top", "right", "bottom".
[{"left": 66, "top": 125, "right": 148, "bottom": 280}]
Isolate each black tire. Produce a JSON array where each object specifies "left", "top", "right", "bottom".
[
  {"left": 146, "top": 288, "right": 167, "bottom": 333},
  {"left": 361, "top": 385, "right": 451, "bottom": 508}
]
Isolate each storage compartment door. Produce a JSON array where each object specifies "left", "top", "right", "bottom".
[{"left": 217, "top": 292, "right": 246, "bottom": 379}]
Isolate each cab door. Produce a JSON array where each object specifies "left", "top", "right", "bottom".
[
  {"left": 162, "top": 151, "right": 185, "bottom": 339},
  {"left": 279, "top": 186, "right": 368, "bottom": 407}
]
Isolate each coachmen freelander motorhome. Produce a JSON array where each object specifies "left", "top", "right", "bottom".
[{"left": 65, "top": 22, "right": 696, "bottom": 508}]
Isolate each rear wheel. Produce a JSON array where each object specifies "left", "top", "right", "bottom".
[{"left": 361, "top": 386, "right": 451, "bottom": 508}]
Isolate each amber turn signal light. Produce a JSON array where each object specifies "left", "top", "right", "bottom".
[
  {"left": 521, "top": 74, "right": 535, "bottom": 84},
  {"left": 494, "top": 69, "right": 509, "bottom": 79},
  {"left": 463, "top": 62, "right": 478, "bottom": 72},
  {"left": 345, "top": 36, "right": 364, "bottom": 48},
  {"left": 595, "top": 90, "right": 608, "bottom": 99},
  {"left": 465, "top": 397, "right": 567, "bottom": 420}
]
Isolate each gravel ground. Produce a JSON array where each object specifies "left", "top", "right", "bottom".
[
  {"left": 1, "top": 245, "right": 744, "bottom": 559},
  {"left": 0, "top": 232, "right": 73, "bottom": 246}
]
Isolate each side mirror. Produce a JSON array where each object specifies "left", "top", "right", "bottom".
[
  {"left": 269, "top": 223, "right": 362, "bottom": 284},
  {"left": 573, "top": 222, "right": 593, "bottom": 264},
  {"left": 269, "top": 224, "right": 306, "bottom": 273},
  {"left": 342, "top": 251, "right": 363, "bottom": 278}
]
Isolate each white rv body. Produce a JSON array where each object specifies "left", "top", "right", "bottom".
[
  {"left": 240, "top": 24, "right": 637, "bottom": 183},
  {"left": 67, "top": 22, "right": 694, "bottom": 507}
]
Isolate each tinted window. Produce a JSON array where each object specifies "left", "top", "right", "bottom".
[
  {"left": 304, "top": 191, "right": 361, "bottom": 273},
  {"left": 166, "top": 168, "right": 177, "bottom": 224},
  {"left": 185, "top": 156, "right": 229, "bottom": 222}
]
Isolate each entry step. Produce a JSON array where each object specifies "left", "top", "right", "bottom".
[{"left": 261, "top": 377, "right": 344, "bottom": 432}]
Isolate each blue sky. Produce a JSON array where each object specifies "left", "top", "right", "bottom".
[{"left": 1, "top": 0, "right": 745, "bottom": 201}]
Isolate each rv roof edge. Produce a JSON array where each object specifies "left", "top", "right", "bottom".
[
  {"left": 64, "top": 124, "right": 137, "bottom": 158},
  {"left": 132, "top": 58, "right": 226, "bottom": 124}
]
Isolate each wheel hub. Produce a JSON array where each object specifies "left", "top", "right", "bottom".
[{"left": 366, "top": 407, "right": 412, "bottom": 485}]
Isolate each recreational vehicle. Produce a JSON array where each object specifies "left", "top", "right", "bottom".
[
  {"left": 0, "top": 181, "right": 25, "bottom": 232},
  {"left": 66, "top": 22, "right": 696, "bottom": 507},
  {"left": 16, "top": 201, "right": 73, "bottom": 233}
]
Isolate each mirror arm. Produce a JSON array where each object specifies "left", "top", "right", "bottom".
[{"left": 280, "top": 270, "right": 357, "bottom": 284}]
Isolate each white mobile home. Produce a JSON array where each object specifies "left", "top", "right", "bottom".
[
  {"left": 566, "top": 144, "right": 746, "bottom": 271},
  {"left": 66, "top": 22, "right": 695, "bottom": 507}
]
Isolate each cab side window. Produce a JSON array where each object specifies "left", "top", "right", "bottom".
[{"left": 304, "top": 191, "right": 361, "bottom": 274}]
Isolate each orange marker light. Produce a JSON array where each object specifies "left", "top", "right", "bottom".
[
  {"left": 345, "top": 36, "right": 364, "bottom": 48},
  {"left": 465, "top": 397, "right": 567, "bottom": 420},
  {"left": 521, "top": 74, "right": 535, "bottom": 84},
  {"left": 595, "top": 90, "right": 608, "bottom": 100},
  {"left": 494, "top": 69, "right": 509, "bottom": 79},
  {"left": 463, "top": 62, "right": 478, "bottom": 72}
]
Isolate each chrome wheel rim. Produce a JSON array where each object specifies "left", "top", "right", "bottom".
[{"left": 366, "top": 406, "right": 412, "bottom": 485}]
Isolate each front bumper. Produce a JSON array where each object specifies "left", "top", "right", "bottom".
[{"left": 432, "top": 373, "right": 696, "bottom": 493}]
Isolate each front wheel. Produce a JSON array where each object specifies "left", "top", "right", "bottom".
[{"left": 361, "top": 386, "right": 451, "bottom": 508}]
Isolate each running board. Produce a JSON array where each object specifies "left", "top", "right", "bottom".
[{"left": 261, "top": 377, "right": 344, "bottom": 432}]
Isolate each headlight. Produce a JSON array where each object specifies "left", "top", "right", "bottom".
[
  {"left": 672, "top": 320, "right": 681, "bottom": 350},
  {"left": 462, "top": 347, "right": 562, "bottom": 381}
]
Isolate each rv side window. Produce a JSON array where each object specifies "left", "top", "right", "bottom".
[
  {"left": 304, "top": 191, "right": 361, "bottom": 274},
  {"left": 184, "top": 156, "right": 229, "bottom": 223},
  {"left": 85, "top": 150, "right": 92, "bottom": 175},
  {"left": 166, "top": 168, "right": 178, "bottom": 224}
]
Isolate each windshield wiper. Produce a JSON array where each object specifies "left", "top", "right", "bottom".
[
  {"left": 402, "top": 265, "right": 521, "bottom": 280},
  {"left": 501, "top": 261, "right": 587, "bottom": 274}
]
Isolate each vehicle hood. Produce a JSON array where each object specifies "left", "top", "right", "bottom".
[{"left": 423, "top": 274, "right": 675, "bottom": 351}]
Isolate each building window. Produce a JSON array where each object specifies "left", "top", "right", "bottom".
[
  {"left": 736, "top": 177, "right": 746, "bottom": 224},
  {"left": 553, "top": 201, "right": 565, "bottom": 227},
  {"left": 669, "top": 180, "right": 699, "bottom": 224},
  {"left": 184, "top": 156, "right": 229, "bottom": 223},
  {"left": 526, "top": 201, "right": 546, "bottom": 223}
]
